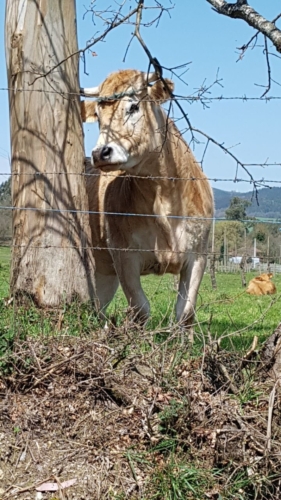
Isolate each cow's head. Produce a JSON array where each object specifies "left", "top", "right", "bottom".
[
  {"left": 81, "top": 69, "right": 174, "bottom": 172},
  {"left": 255, "top": 273, "right": 273, "bottom": 282}
]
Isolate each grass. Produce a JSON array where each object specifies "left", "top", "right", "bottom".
[
  {"left": 0, "top": 246, "right": 10, "bottom": 297},
  {"left": 1, "top": 246, "right": 281, "bottom": 499},
  {"left": 147, "top": 459, "right": 215, "bottom": 499},
  {"left": 0, "top": 246, "right": 280, "bottom": 356},
  {"left": 108, "top": 271, "right": 281, "bottom": 350}
]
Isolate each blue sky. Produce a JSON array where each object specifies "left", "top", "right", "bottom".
[{"left": 0, "top": 1, "right": 280, "bottom": 193}]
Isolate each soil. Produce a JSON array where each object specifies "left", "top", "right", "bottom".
[{"left": 1, "top": 329, "right": 281, "bottom": 499}]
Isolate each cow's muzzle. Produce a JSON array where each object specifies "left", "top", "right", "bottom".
[{"left": 92, "top": 146, "right": 113, "bottom": 165}]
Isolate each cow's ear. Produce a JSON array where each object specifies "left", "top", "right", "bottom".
[
  {"left": 148, "top": 78, "right": 174, "bottom": 104},
  {"left": 81, "top": 101, "right": 98, "bottom": 122}
]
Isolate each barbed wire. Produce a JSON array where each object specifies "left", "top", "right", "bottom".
[
  {"left": 0, "top": 205, "right": 280, "bottom": 225},
  {"left": 0, "top": 173, "right": 280, "bottom": 183},
  {"left": 1, "top": 85, "right": 280, "bottom": 196},
  {"left": 1, "top": 87, "right": 281, "bottom": 101},
  {"left": 0, "top": 243, "right": 279, "bottom": 260}
]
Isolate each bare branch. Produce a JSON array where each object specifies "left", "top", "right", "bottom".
[
  {"left": 189, "top": 125, "right": 263, "bottom": 196},
  {"left": 206, "top": 0, "right": 281, "bottom": 53},
  {"left": 259, "top": 36, "right": 272, "bottom": 98},
  {"left": 29, "top": 4, "right": 140, "bottom": 85},
  {"left": 131, "top": 2, "right": 261, "bottom": 191},
  {"left": 134, "top": 0, "right": 163, "bottom": 79},
  {"left": 237, "top": 31, "right": 259, "bottom": 60}
]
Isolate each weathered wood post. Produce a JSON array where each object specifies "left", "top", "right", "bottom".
[
  {"left": 5, "top": 0, "right": 96, "bottom": 306},
  {"left": 240, "top": 254, "right": 247, "bottom": 288},
  {"left": 210, "top": 217, "right": 217, "bottom": 290}
]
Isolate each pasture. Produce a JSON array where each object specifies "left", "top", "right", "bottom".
[
  {"left": 1, "top": 246, "right": 281, "bottom": 499},
  {"left": 0, "top": 247, "right": 280, "bottom": 354}
]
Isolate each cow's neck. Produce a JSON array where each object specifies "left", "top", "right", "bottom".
[{"left": 128, "top": 119, "right": 201, "bottom": 208}]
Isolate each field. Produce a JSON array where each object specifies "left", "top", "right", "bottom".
[
  {"left": 1, "top": 247, "right": 280, "bottom": 354},
  {"left": 1, "top": 247, "right": 281, "bottom": 499}
]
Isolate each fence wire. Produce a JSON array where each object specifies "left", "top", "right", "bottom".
[
  {"left": 0, "top": 204, "right": 280, "bottom": 226},
  {"left": 1, "top": 85, "right": 280, "bottom": 273},
  {"left": 1, "top": 86, "right": 281, "bottom": 101}
]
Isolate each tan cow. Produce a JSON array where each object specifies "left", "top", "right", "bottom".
[
  {"left": 81, "top": 69, "right": 214, "bottom": 326},
  {"left": 246, "top": 273, "right": 277, "bottom": 296}
]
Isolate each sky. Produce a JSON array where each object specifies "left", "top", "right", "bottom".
[{"left": 0, "top": 0, "right": 280, "bottom": 194}]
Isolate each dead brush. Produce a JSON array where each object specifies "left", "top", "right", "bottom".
[{"left": 1, "top": 322, "right": 281, "bottom": 499}]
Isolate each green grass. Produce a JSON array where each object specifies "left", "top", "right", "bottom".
[
  {"left": 107, "top": 271, "right": 281, "bottom": 351},
  {"left": 0, "top": 245, "right": 280, "bottom": 356},
  {"left": 1, "top": 247, "right": 280, "bottom": 499},
  {"left": 147, "top": 459, "right": 215, "bottom": 499},
  {"left": 0, "top": 247, "right": 10, "bottom": 298}
]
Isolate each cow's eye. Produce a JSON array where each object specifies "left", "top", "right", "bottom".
[{"left": 127, "top": 103, "right": 139, "bottom": 115}]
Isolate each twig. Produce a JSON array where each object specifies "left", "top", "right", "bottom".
[
  {"left": 206, "top": 1, "right": 281, "bottom": 53},
  {"left": 132, "top": 1, "right": 264, "bottom": 194},
  {"left": 242, "top": 335, "right": 258, "bottom": 365},
  {"left": 29, "top": 5, "right": 140, "bottom": 85},
  {"left": 27, "top": 352, "right": 83, "bottom": 390},
  {"left": 218, "top": 361, "right": 238, "bottom": 394},
  {"left": 28, "top": 444, "right": 37, "bottom": 464},
  {"left": 266, "top": 381, "right": 278, "bottom": 452},
  {"left": 15, "top": 444, "right": 27, "bottom": 469},
  {"left": 258, "top": 36, "right": 272, "bottom": 98},
  {"left": 220, "top": 296, "right": 280, "bottom": 341},
  {"left": 3, "top": 476, "right": 52, "bottom": 499}
]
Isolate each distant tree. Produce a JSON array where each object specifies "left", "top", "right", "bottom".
[
  {"left": 225, "top": 197, "right": 251, "bottom": 221},
  {"left": 215, "top": 221, "right": 244, "bottom": 259},
  {"left": 254, "top": 224, "right": 267, "bottom": 243},
  {"left": 0, "top": 178, "right": 12, "bottom": 243},
  {"left": 0, "top": 178, "right": 11, "bottom": 203}
]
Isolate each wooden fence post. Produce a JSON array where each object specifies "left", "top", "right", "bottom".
[{"left": 5, "top": 0, "right": 96, "bottom": 306}]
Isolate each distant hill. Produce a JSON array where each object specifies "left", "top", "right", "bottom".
[
  {"left": 0, "top": 178, "right": 280, "bottom": 222},
  {"left": 213, "top": 186, "right": 281, "bottom": 219}
]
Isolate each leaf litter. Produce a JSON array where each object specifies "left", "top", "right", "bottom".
[{"left": 0, "top": 326, "right": 281, "bottom": 499}]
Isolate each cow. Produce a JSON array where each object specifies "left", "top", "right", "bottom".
[
  {"left": 246, "top": 273, "right": 277, "bottom": 296},
  {"left": 80, "top": 69, "right": 214, "bottom": 327}
]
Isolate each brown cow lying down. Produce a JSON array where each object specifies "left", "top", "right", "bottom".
[{"left": 246, "top": 273, "right": 277, "bottom": 296}]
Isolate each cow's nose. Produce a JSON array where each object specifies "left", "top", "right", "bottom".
[{"left": 100, "top": 146, "right": 113, "bottom": 161}]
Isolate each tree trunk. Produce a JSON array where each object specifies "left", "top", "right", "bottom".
[{"left": 5, "top": 0, "right": 96, "bottom": 306}]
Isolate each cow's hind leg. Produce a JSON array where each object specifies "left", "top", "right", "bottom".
[
  {"left": 121, "top": 278, "right": 150, "bottom": 324},
  {"left": 176, "top": 254, "right": 207, "bottom": 329},
  {"left": 95, "top": 272, "right": 119, "bottom": 318}
]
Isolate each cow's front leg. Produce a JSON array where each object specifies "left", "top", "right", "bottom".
[
  {"left": 95, "top": 271, "right": 119, "bottom": 316},
  {"left": 176, "top": 254, "right": 207, "bottom": 328},
  {"left": 112, "top": 252, "right": 150, "bottom": 323}
]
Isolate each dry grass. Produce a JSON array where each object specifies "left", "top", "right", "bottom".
[{"left": 1, "top": 323, "right": 281, "bottom": 500}]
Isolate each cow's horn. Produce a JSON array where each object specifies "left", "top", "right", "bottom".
[
  {"left": 147, "top": 72, "right": 158, "bottom": 83},
  {"left": 80, "top": 85, "right": 100, "bottom": 97}
]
